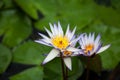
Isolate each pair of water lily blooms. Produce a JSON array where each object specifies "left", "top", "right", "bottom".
[{"left": 35, "top": 22, "right": 110, "bottom": 70}]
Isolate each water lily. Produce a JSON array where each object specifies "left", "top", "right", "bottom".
[
  {"left": 78, "top": 33, "right": 110, "bottom": 56},
  {"left": 35, "top": 22, "right": 83, "bottom": 70}
]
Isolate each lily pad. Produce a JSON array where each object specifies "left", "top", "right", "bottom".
[
  {"left": 111, "top": 0, "right": 120, "bottom": 13},
  {"left": 44, "top": 57, "right": 83, "bottom": 80},
  {"left": 0, "top": 10, "right": 32, "bottom": 47},
  {"left": 14, "top": 0, "right": 39, "bottom": 19},
  {"left": 95, "top": 5, "right": 120, "bottom": 27},
  {"left": 10, "top": 66, "right": 43, "bottom": 80},
  {"left": 13, "top": 41, "right": 51, "bottom": 65},
  {"left": 34, "top": 0, "right": 95, "bottom": 31},
  {"left": 0, "top": 44, "right": 12, "bottom": 73}
]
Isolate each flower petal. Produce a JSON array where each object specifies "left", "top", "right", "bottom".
[
  {"left": 38, "top": 33, "right": 51, "bottom": 42},
  {"left": 65, "top": 24, "right": 70, "bottom": 36},
  {"left": 67, "top": 47, "right": 80, "bottom": 52},
  {"left": 69, "top": 27, "right": 76, "bottom": 41},
  {"left": 84, "top": 34, "right": 88, "bottom": 45},
  {"left": 70, "top": 33, "right": 86, "bottom": 46},
  {"left": 49, "top": 23, "right": 55, "bottom": 35},
  {"left": 88, "top": 33, "right": 92, "bottom": 41},
  {"left": 95, "top": 34, "right": 101, "bottom": 45},
  {"left": 97, "top": 44, "right": 110, "bottom": 54},
  {"left": 63, "top": 57, "right": 72, "bottom": 70},
  {"left": 53, "top": 23, "right": 58, "bottom": 35},
  {"left": 71, "top": 50, "right": 84, "bottom": 56},
  {"left": 42, "top": 49, "right": 59, "bottom": 65},
  {"left": 35, "top": 40, "right": 52, "bottom": 47},
  {"left": 70, "top": 38, "right": 78, "bottom": 46},
  {"left": 58, "top": 22, "right": 63, "bottom": 36},
  {"left": 44, "top": 27, "right": 53, "bottom": 38},
  {"left": 91, "top": 33, "right": 95, "bottom": 44}
]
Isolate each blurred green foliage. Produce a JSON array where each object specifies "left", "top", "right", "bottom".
[{"left": 0, "top": 0, "right": 120, "bottom": 80}]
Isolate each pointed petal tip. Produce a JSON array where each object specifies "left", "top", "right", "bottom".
[
  {"left": 58, "top": 21, "right": 61, "bottom": 24},
  {"left": 41, "top": 61, "right": 48, "bottom": 66},
  {"left": 34, "top": 40, "right": 39, "bottom": 43},
  {"left": 108, "top": 44, "right": 111, "bottom": 47},
  {"left": 97, "top": 44, "right": 111, "bottom": 54},
  {"left": 66, "top": 64, "right": 72, "bottom": 70},
  {"left": 69, "top": 67, "right": 72, "bottom": 71},
  {"left": 97, "top": 33, "right": 101, "bottom": 38},
  {"left": 105, "top": 44, "right": 111, "bottom": 49},
  {"left": 34, "top": 40, "right": 43, "bottom": 44},
  {"left": 67, "top": 24, "right": 70, "bottom": 28},
  {"left": 41, "top": 62, "right": 46, "bottom": 66},
  {"left": 49, "top": 22, "right": 52, "bottom": 25},
  {"left": 73, "top": 26, "right": 76, "bottom": 30},
  {"left": 78, "top": 33, "right": 86, "bottom": 39},
  {"left": 63, "top": 57, "right": 72, "bottom": 71},
  {"left": 41, "top": 49, "right": 59, "bottom": 65}
]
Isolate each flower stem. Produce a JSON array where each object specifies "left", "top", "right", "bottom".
[
  {"left": 60, "top": 52, "right": 66, "bottom": 80},
  {"left": 65, "top": 66, "right": 68, "bottom": 80},
  {"left": 86, "top": 57, "right": 90, "bottom": 80}
]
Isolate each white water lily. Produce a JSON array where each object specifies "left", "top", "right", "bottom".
[
  {"left": 35, "top": 22, "right": 83, "bottom": 70},
  {"left": 78, "top": 33, "right": 110, "bottom": 56}
]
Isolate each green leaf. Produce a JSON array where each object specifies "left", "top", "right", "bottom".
[
  {"left": 34, "top": 0, "right": 95, "bottom": 31},
  {"left": 100, "top": 39, "right": 120, "bottom": 70},
  {"left": 111, "top": 0, "right": 120, "bottom": 13},
  {"left": 0, "top": 10, "right": 32, "bottom": 47},
  {"left": 35, "top": 0, "right": 120, "bottom": 32},
  {"left": 13, "top": 41, "right": 51, "bottom": 65},
  {"left": 10, "top": 66, "right": 43, "bottom": 80},
  {"left": 34, "top": 16, "right": 57, "bottom": 31},
  {"left": 0, "top": 0, "right": 3, "bottom": 8},
  {"left": 100, "top": 50, "right": 119, "bottom": 70},
  {"left": 68, "top": 57, "right": 84, "bottom": 80},
  {"left": 43, "top": 58, "right": 62, "bottom": 80},
  {"left": 95, "top": 5, "right": 120, "bottom": 27},
  {"left": 2, "top": 0, "right": 14, "bottom": 8},
  {"left": 44, "top": 57, "right": 83, "bottom": 80},
  {"left": 14, "top": 0, "right": 38, "bottom": 19},
  {"left": 0, "top": 44, "right": 12, "bottom": 73}
]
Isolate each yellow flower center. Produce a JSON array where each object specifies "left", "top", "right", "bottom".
[
  {"left": 63, "top": 50, "right": 72, "bottom": 56},
  {"left": 52, "top": 36, "right": 69, "bottom": 50},
  {"left": 84, "top": 44, "right": 94, "bottom": 54}
]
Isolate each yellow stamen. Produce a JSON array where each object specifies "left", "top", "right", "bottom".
[
  {"left": 52, "top": 36, "right": 69, "bottom": 49},
  {"left": 85, "top": 44, "right": 94, "bottom": 54},
  {"left": 63, "top": 50, "right": 72, "bottom": 56}
]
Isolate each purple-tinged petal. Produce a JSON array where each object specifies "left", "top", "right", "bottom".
[
  {"left": 67, "top": 47, "right": 80, "bottom": 52},
  {"left": 69, "top": 27, "right": 76, "bottom": 41},
  {"left": 58, "top": 22, "right": 63, "bottom": 36},
  {"left": 65, "top": 24, "right": 70, "bottom": 37},
  {"left": 89, "top": 33, "right": 92, "bottom": 41},
  {"left": 44, "top": 27, "right": 53, "bottom": 38},
  {"left": 49, "top": 23, "right": 55, "bottom": 35},
  {"left": 97, "top": 44, "right": 110, "bottom": 54},
  {"left": 91, "top": 33, "right": 95, "bottom": 43},
  {"left": 95, "top": 34, "right": 101, "bottom": 45},
  {"left": 35, "top": 40, "right": 52, "bottom": 47},
  {"left": 95, "top": 43, "right": 102, "bottom": 53},
  {"left": 53, "top": 23, "right": 59, "bottom": 35},
  {"left": 70, "top": 38, "right": 78, "bottom": 46},
  {"left": 71, "top": 50, "right": 84, "bottom": 56},
  {"left": 88, "top": 51, "right": 91, "bottom": 56},
  {"left": 38, "top": 33, "right": 51, "bottom": 42}
]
